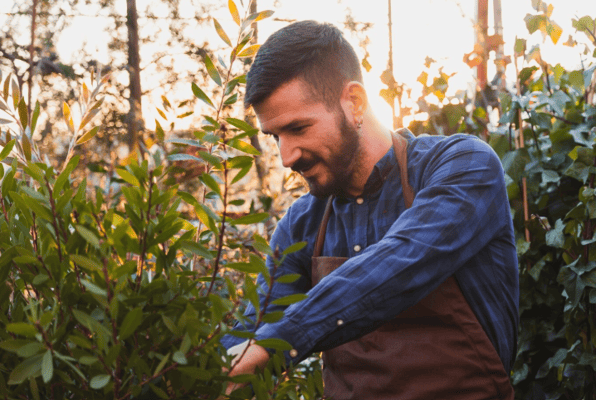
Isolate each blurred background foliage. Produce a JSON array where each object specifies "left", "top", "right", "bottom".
[{"left": 0, "top": 0, "right": 596, "bottom": 398}]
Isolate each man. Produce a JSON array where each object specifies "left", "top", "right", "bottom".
[{"left": 221, "top": 20, "right": 519, "bottom": 399}]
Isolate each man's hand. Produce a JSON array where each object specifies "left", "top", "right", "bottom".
[{"left": 221, "top": 340, "right": 270, "bottom": 397}]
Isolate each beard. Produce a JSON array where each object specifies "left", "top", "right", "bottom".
[{"left": 292, "top": 111, "right": 361, "bottom": 198}]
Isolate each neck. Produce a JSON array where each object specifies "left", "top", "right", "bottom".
[{"left": 345, "top": 116, "right": 392, "bottom": 197}]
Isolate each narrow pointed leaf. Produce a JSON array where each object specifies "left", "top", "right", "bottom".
[
  {"left": 41, "top": 350, "right": 53, "bottom": 383},
  {"left": 226, "top": 117, "right": 255, "bottom": 132},
  {"left": 228, "top": 0, "right": 241, "bottom": 25},
  {"left": 213, "top": 18, "right": 232, "bottom": 46},
  {"left": 254, "top": 10, "right": 274, "bottom": 21},
  {"left": 90, "top": 97, "right": 104, "bottom": 110},
  {"left": 30, "top": 101, "right": 40, "bottom": 134},
  {"left": 228, "top": 138, "right": 260, "bottom": 155},
  {"left": 17, "top": 98, "right": 28, "bottom": 130},
  {"left": 0, "top": 139, "right": 15, "bottom": 162},
  {"left": 63, "top": 102, "right": 74, "bottom": 133},
  {"left": 199, "top": 173, "right": 222, "bottom": 199},
  {"left": 155, "top": 119, "right": 165, "bottom": 141},
  {"left": 119, "top": 307, "right": 143, "bottom": 340},
  {"left": 82, "top": 82, "right": 90, "bottom": 103},
  {"left": 21, "top": 133, "right": 31, "bottom": 161},
  {"left": 2, "top": 74, "right": 10, "bottom": 101},
  {"left": 191, "top": 83, "right": 216, "bottom": 110},
  {"left": 78, "top": 108, "right": 99, "bottom": 131},
  {"left": 153, "top": 353, "right": 170, "bottom": 376},
  {"left": 116, "top": 168, "right": 140, "bottom": 187},
  {"left": 229, "top": 212, "right": 269, "bottom": 225},
  {"left": 203, "top": 54, "right": 222, "bottom": 87},
  {"left": 7, "top": 354, "right": 43, "bottom": 384},
  {"left": 76, "top": 126, "right": 99, "bottom": 145},
  {"left": 237, "top": 44, "right": 260, "bottom": 58}
]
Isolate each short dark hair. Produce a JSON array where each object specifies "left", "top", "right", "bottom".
[{"left": 244, "top": 20, "right": 363, "bottom": 109}]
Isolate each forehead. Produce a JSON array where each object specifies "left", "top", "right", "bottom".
[{"left": 253, "top": 79, "right": 328, "bottom": 132}]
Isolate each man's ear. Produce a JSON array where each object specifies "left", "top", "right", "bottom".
[{"left": 341, "top": 81, "right": 368, "bottom": 120}]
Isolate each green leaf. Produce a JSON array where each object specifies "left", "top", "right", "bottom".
[
  {"left": 202, "top": 54, "right": 222, "bottom": 87},
  {"left": 116, "top": 168, "right": 140, "bottom": 187},
  {"left": 0, "top": 139, "right": 15, "bottom": 162},
  {"left": 81, "top": 280, "right": 107, "bottom": 297},
  {"left": 262, "top": 311, "right": 285, "bottom": 323},
  {"left": 191, "top": 83, "right": 216, "bottom": 110},
  {"left": 213, "top": 18, "right": 232, "bottom": 46},
  {"left": 0, "top": 340, "right": 31, "bottom": 353},
  {"left": 179, "top": 240, "right": 213, "bottom": 259},
  {"left": 199, "top": 173, "right": 222, "bottom": 199},
  {"left": 119, "top": 307, "right": 143, "bottom": 340},
  {"left": 153, "top": 353, "right": 170, "bottom": 376},
  {"left": 7, "top": 354, "right": 43, "bottom": 385},
  {"left": 228, "top": 139, "right": 260, "bottom": 155},
  {"left": 179, "top": 366, "right": 211, "bottom": 381},
  {"left": 30, "top": 101, "right": 41, "bottom": 136},
  {"left": 7, "top": 323, "right": 38, "bottom": 338},
  {"left": 90, "top": 374, "right": 110, "bottom": 389},
  {"left": 569, "top": 70, "right": 585, "bottom": 90},
  {"left": 276, "top": 274, "right": 302, "bottom": 284},
  {"left": 231, "top": 164, "right": 252, "bottom": 184},
  {"left": 172, "top": 351, "right": 187, "bottom": 365},
  {"left": 76, "top": 126, "right": 99, "bottom": 145},
  {"left": 282, "top": 241, "right": 307, "bottom": 255},
  {"left": 167, "top": 153, "right": 202, "bottom": 163},
  {"left": 271, "top": 293, "right": 308, "bottom": 306},
  {"left": 17, "top": 97, "right": 28, "bottom": 130},
  {"left": 69, "top": 254, "right": 102, "bottom": 272},
  {"left": 254, "top": 338, "right": 293, "bottom": 351},
  {"left": 226, "top": 117, "right": 255, "bottom": 132},
  {"left": 75, "top": 225, "right": 100, "bottom": 248},
  {"left": 150, "top": 383, "right": 169, "bottom": 399},
  {"left": 230, "top": 212, "right": 269, "bottom": 226},
  {"left": 161, "top": 315, "right": 179, "bottom": 335},
  {"left": 155, "top": 119, "right": 165, "bottom": 141},
  {"left": 16, "top": 342, "right": 45, "bottom": 358},
  {"left": 226, "top": 262, "right": 263, "bottom": 274},
  {"left": 228, "top": 0, "right": 241, "bottom": 25},
  {"left": 42, "top": 350, "right": 53, "bottom": 383}
]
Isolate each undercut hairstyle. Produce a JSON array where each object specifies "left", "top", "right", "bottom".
[{"left": 244, "top": 20, "right": 363, "bottom": 110}]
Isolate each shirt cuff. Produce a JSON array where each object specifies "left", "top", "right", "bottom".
[{"left": 255, "top": 318, "right": 313, "bottom": 366}]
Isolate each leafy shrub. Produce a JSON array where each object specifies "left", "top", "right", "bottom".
[{"left": 0, "top": 3, "right": 322, "bottom": 399}]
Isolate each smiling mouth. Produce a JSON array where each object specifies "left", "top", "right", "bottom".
[{"left": 292, "top": 160, "right": 317, "bottom": 176}]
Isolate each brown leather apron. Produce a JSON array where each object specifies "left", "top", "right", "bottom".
[{"left": 311, "top": 130, "right": 514, "bottom": 400}]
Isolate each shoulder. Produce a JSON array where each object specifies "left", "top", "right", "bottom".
[
  {"left": 405, "top": 133, "right": 504, "bottom": 188},
  {"left": 409, "top": 133, "right": 496, "bottom": 160}
]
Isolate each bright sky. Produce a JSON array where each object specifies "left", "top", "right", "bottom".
[
  {"left": 212, "top": 0, "right": 595, "bottom": 125},
  {"left": 3, "top": 0, "right": 595, "bottom": 129}
]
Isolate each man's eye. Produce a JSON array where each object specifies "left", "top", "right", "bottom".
[{"left": 290, "top": 126, "right": 306, "bottom": 133}]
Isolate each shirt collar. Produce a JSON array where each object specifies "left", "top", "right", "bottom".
[{"left": 360, "top": 145, "right": 396, "bottom": 196}]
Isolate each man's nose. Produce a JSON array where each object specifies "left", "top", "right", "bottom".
[{"left": 278, "top": 136, "right": 301, "bottom": 169}]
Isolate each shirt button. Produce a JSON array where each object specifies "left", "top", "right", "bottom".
[
  {"left": 337, "top": 319, "right": 344, "bottom": 326},
  {"left": 356, "top": 197, "right": 364, "bottom": 205},
  {"left": 354, "top": 245, "right": 362, "bottom": 252},
  {"left": 289, "top": 349, "right": 298, "bottom": 358}
]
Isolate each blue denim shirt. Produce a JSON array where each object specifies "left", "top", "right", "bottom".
[{"left": 222, "top": 132, "right": 519, "bottom": 373}]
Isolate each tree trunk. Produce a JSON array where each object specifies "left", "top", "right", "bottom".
[{"left": 126, "top": 0, "right": 143, "bottom": 152}]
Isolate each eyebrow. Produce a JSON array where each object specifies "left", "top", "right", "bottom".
[{"left": 261, "top": 118, "right": 314, "bottom": 136}]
